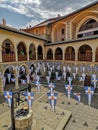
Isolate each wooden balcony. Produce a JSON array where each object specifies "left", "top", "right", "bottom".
[
  {"left": 29, "top": 54, "right": 36, "bottom": 60},
  {"left": 65, "top": 54, "right": 75, "bottom": 61},
  {"left": 78, "top": 53, "right": 92, "bottom": 61},
  {"left": 38, "top": 55, "right": 43, "bottom": 60},
  {"left": 18, "top": 55, "right": 27, "bottom": 61},
  {"left": 47, "top": 55, "right": 53, "bottom": 60},
  {"left": 55, "top": 55, "right": 62, "bottom": 60},
  {"left": 2, "top": 54, "right": 15, "bottom": 62}
]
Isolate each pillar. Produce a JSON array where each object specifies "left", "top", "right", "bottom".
[
  {"left": 53, "top": 51, "right": 55, "bottom": 60},
  {"left": 0, "top": 76, "right": 3, "bottom": 93},
  {"left": 75, "top": 50, "right": 78, "bottom": 61},
  {"left": 27, "top": 48, "right": 29, "bottom": 61},
  {"left": 15, "top": 48, "right": 18, "bottom": 61},
  {"left": 15, "top": 71, "right": 19, "bottom": 89},
  {"left": 0, "top": 48, "right": 3, "bottom": 62},
  {"left": 92, "top": 51, "right": 95, "bottom": 62}
]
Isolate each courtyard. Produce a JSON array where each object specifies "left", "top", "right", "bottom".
[{"left": 0, "top": 64, "right": 98, "bottom": 130}]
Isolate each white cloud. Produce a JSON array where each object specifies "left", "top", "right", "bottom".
[{"left": 0, "top": 0, "right": 97, "bottom": 28}]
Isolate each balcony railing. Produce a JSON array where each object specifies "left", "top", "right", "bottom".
[
  {"left": 29, "top": 54, "right": 36, "bottom": 60},
  {"left": 2, "top": 54, "right": 15, "bottom": 62},
  {"left": 80, "top": 22, "right": 98, "bottom": 31},
  {"left": 18, "top": 55, "right": 27, "bottom": 61},
  {"left": 38, "top": 55, "right": 43, "bottom": 60},
  {"left": 55, "top": 55, "right": 62, "bottom": 60},
  {"left": 78, "top": 53, "right": 92, "bottom": 61},
  {"left": 65, "top": 54, "right": 75, "bottom": 61},
  {"left": 47, "top": 55, "right": 53, "bottom": 60}
]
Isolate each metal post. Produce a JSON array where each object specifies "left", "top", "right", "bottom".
[{"left": 11, "top": 94, "right": 15, "bottom": 130}]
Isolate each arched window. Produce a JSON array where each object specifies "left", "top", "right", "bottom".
[
  {"left": 53, "top": 23, "right": 66, "bottom": 42},
  {"left": 78, "top": 19, "right": 98, "bottom": 38}
]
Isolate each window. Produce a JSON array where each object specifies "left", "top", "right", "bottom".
[
  {"left": 5, "top": 43, "right": 11, "bottom": 54},
  {"left": 61, "top": 28, "right": 65, "bottom": 35},
  {"left": 61, "top": 38, "right": 64, "bottom": 41},
  {"left": 36, "top": 30, "right": 38, "bottom": 34}
]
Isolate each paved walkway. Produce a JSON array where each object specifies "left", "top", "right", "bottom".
[{"left": 0, "top": 78, "right": 98, "bottom": 130}]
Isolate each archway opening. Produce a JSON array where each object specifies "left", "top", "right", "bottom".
[
  {"left": 3, "top": 66, "right": 16, "bottom": 91},
  {"left": 65, "top": 46, "right": 75, "bottom": 61},
  {"left": 47, "top": 48, "right": 53, "bottom": 60},
  {"left": 17, "top": 42, "right": 27, "bottom": 61},
  {"left": 18, "top": 65, "right": 27, "bottom": 85},
  {"left": 2, "top": 39, "right": 15, "bottom": 62},
  {"left": 29, "top": 64, "right": 35, "bottom": 81},
  {"left": 78, "top": 45, "right": 92, "bottom": 61},
  {"left": 38, "top": 45, "right": 43, "bottom": 60},
  {"left": 55, "top": 47, "right": 63, "bottom": 60},
  {"left": 29, "top": 44, "right": 36, "bottom": 60}
]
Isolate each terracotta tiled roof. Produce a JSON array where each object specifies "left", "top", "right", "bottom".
[
  {"left": 23, "top": 16, "right": 62, "bottom": 30},
  {"left": 0, "top": 24, "right": 47, "bottom": 41}
]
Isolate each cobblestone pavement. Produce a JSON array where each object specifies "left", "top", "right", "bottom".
[{"left": 0, "top": 78, "right": 98, "bottom": 130}]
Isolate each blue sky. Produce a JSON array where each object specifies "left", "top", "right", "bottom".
[{"left": 0, "top": 0, "right": 97, "bottom": 29}]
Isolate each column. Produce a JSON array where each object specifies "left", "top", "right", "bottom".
[
  {"left": 63, "top": 49, "right": 65, "bottom": 60},
  {"left": 75, "top": 50, "right": 78, "bottom": 61},
  {"left": 53, "top": 51, "right": 55, "bottom": 60},
  {"left": 15, "top": 48, "right": 18, "bottom": 61},
  {"left": 0, "top": 76, "right": 3, "bottom": 93},
  {"left": 26, "top": 67, "right": 30, "bottom": 84},
  {"left": 15, "top": 72, "right": 19, "bottom": 89},
  {"left": 0, "top": 48, "right": 2, "bottom": 62},
  {"left": 92, "top": 51, "right": 95, "bottom": 62},
  {"left": 27, "top": 48, "right": 29, "bottom": 61}
]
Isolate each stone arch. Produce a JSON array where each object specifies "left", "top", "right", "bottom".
[
  {"left": 71, "top": 10, "right": 98, "bottom": 39},
  {"left": 37, "top": 45, "right": 43, "bottom": 60},
  {"left": 47, "top": 48, "right": 53, "bottom": 60},
  {"left": 3, "top": 65, "right": 16, "bottom": 91},
  {"left": 65, "top": 46, "right": 75, "bottom": 61},
  {"left": 76, "top": 16, "right": 98, "bottom": 38},
  {"left": 52, "top": 22, "right": 66, "bottom": 42},
  {"left": 29, "top": 43, "right": 36, "bottom": 60},
  {"left": 17, "top": 41, "right": 27, "bottom": 61},
  {"left": 55, "top": 47, "right": 63, "bottom": 60},
  {"left": 78, "top": 44, "right": 92, "bottom": 61},
  {"left": 2, "top": 39, "right": 15, "bottom": 62},
  {"left": 18, "top": 64, "right": 29, "bottom": 84}
]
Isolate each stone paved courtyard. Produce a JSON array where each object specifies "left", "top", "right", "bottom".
[{"left": 0, "top": 78, "right": 98, "bottom": 130}]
